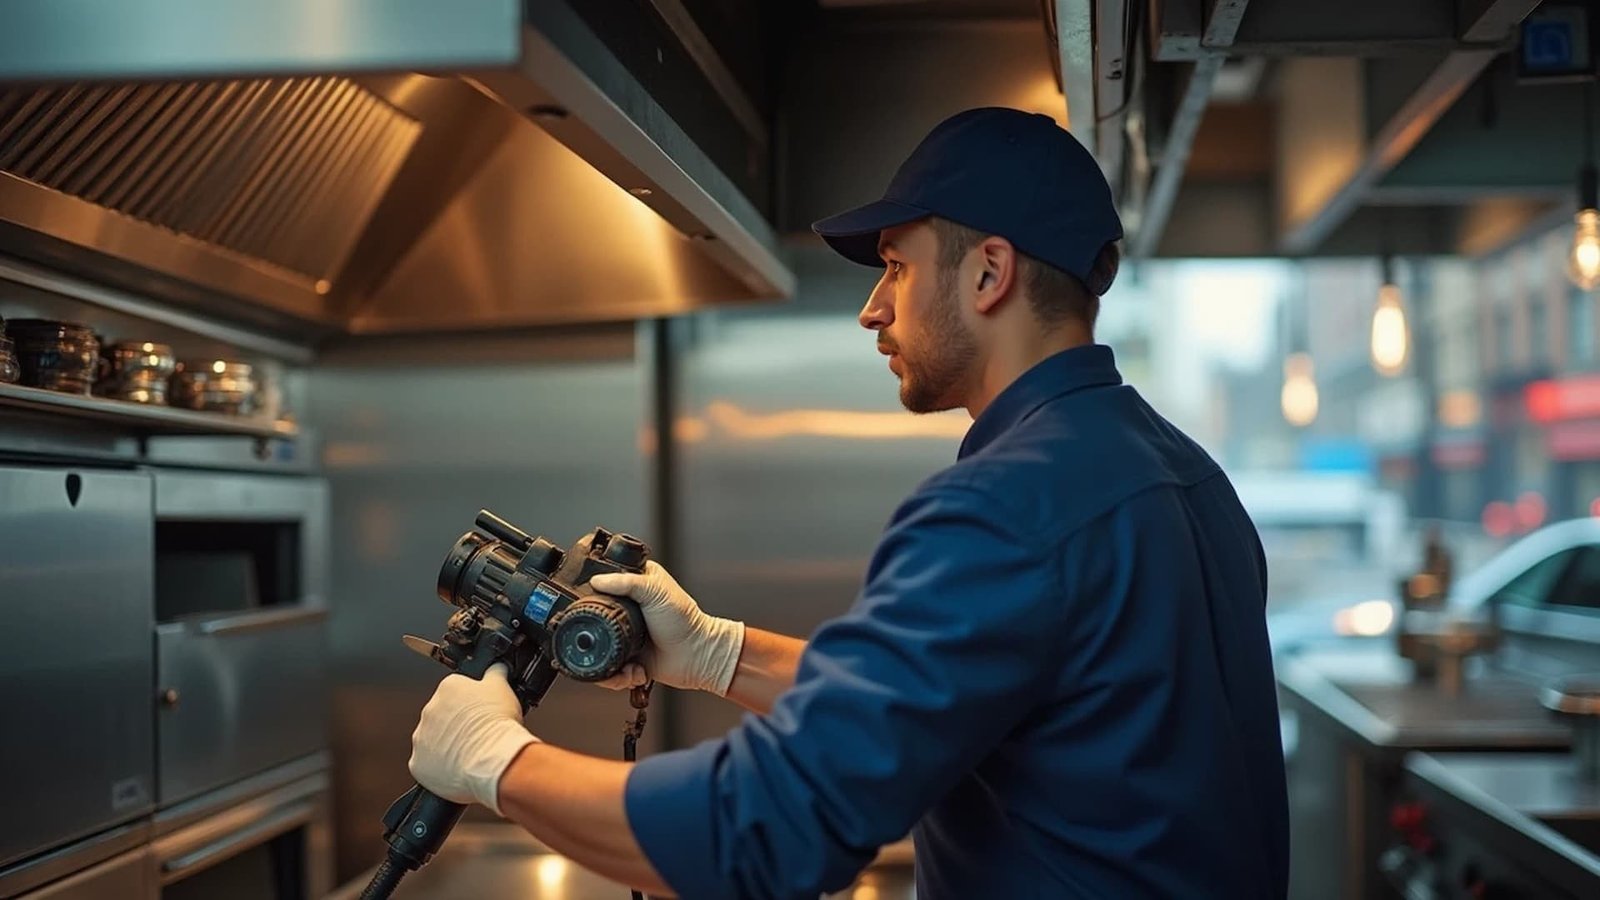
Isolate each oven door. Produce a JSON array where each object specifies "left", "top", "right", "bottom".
[{"left": 151, "top": 771, "right": 332, "bottom": 900}]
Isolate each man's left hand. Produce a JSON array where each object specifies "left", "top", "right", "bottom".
[{"left": 409, "top": 663, "right": 538, "bottom": 814}]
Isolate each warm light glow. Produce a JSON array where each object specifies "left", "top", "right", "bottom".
[
  {"left": 1515, "top": 491, "right": 1547, "bottom": 531},
  {"left": 211, "top": 359, "right": 227, "bottom": 374},
  {"left": 1333, "top": 599, "right": 1396, "bottom": 637},
  {"left": 851, "top": 885, "right": 881, "bottom": 900},
  {"left": 1569, "top": 208, "right": 1600, "bottom": 290},
  {"left": 534, "top": 856, "right": 567, "bottom": 892},
  {"left": 1280, "top": 353, "right": 1319, "bottom": 427},
  {"left": 1482, "top": 501, "right": 1515, "bottom": 538},
  {"left": 1371, "top": 282, "right": 1408, "bottom": 376},
  {"left": 701, "top": 401, "right": 970, "bottom": 441},
  {"left": 1013, "top": 73, "right": 1068, "bottom": 128},
  {"left": 673, "top": 416, "right": 709, "bottom": 443},
  {"left": 1438, "top": 390, "right": 1482, "bottom": 428}
]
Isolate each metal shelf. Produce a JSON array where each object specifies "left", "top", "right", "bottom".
[{"left": 0, "top": 381, "right": 297, "bottom": 440}]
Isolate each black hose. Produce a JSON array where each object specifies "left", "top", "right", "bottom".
[{"left": 358, "top": 854, "right": 410, "bottom": 900}]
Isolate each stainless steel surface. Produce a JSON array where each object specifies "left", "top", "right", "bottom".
[
  {"left": 1419, "top": 753, "right": 1600, "bottom": 822},
  {"left": 304, "top": 327, "right": 653, "bottom": 881},
  {"left": 151, "top": 471, "right": 330, "bottom": 807},
  {"left": 1401, "top": 752, "right": 1600, "bottom": 899},
  {"left": 325, "top": 825, "right": 915, "bottom": 900},
  {"left": 1280, "top": 648, "right": 1570, "bottom": 749},
  {"left": 155, "top": 612, "right": 329, "bottom": 806},
  {"left": 151, "top": 770, "right": 333, "bottom": 899},
  {"left": 0, "top": 465, "right": 155, "bottom": 868},
  {"left": 152, "top": 471, "right": 330, "bottom": 604},
  {"left": 673, "top": 245, "right": 967, "bottom": 744},
  {"left": 1543, "top": 675, "right": 1600, "bottom": 782},
  {"left": 347, "top": 83, "right": 761, "bottom": 333},
  {"left": 151, "top": 753, "right": 330, "bottom": 838},
  {"left": 0, "top": 77, "right": 420, "bottom": 284},
  {"left": 13, "top": 849, "right": 151, "bottom": 900},
  {"left": 0, "top": 256, "right": 315, "bottom": 364},
  {"left": 0, "top": 2, "right": 791, "bottom": 336},
  {"left": 0, "top": 822, "right": 150, "bottom": 900},
  {"left": 0, "top": 0, "right": 520, "bottom": 81},
  {"left": 0, "top": 381, "right": 295, "bottom": 439},
  {"left": 1279, "top": 647, "right": 1573, "bottom": 900}
]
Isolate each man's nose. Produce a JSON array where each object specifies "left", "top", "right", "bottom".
[{"left": 859, "top": 277, "right": 893, "bottom": 331}]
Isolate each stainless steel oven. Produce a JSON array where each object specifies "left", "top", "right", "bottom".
[
  {"left": 152, "top": 470, "right": 330, "bottom": 807},
  {"left": 0, "top": 464, "right": 155, "bottom": 870},
  {"left": 149, "top": 757, "right": 333, "bottom": 900}
]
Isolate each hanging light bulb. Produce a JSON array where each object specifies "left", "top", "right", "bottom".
[
  {"left": 1371, "top": 255, "right": 1408, "bottom": 376},
  {"left": 1569, "top": 163, "right": 1600, "bottom": 290},
  {"left": 1281, "top": 352, "right": 1319, "bottom": 427}
]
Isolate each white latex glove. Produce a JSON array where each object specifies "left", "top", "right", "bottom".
[
  {"left": 588, "top": 560, "right": 745, "bottom": 696},
  {"left": 408, "top": 663, "right": 537, "bottom": 815}
]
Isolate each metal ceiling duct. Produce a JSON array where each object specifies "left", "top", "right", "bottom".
[{"left": 0, "top": 0, "right": 794, "bottom": 339}]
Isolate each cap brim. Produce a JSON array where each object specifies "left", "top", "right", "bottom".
[{"left": 811, "top": 199, "right": 929, "bottom": 268}]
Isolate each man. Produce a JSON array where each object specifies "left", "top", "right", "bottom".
[{"left": 408, "top": 107, "right": 1290, "bottom": 899}]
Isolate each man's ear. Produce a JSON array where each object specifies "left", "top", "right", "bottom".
[{"left": 973, "top": 237, "right": 1016, "bottom": 314}]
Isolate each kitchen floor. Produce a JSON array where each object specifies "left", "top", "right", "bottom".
[{"left": 328, "top": 825, "right": 916, "bottom": 900}]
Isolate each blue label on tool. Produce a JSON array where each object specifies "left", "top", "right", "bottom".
[{"left": 523, "top": 583, "right": 562, "bottom": 624}]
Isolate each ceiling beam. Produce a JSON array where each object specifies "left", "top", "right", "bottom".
[
  {"left": 1132, "top": 56, "right": 1223, "bottom": 257},
  {"left": 645, "top": 0, "right": 767, "bottom": 147},
  {"left": 1457, "top": 0, "right": 1542, "bottom": 42},
  {"left": 1132, "top": 2, "right": 1231, "bottom": 256},
  {"left": 1277, "top": 49, "right": 1497, "bottom": 254},
  {"left": 1056, "top": 0, "right": 1097, "bottom": 162},
  {"left": 1156, "top": 0, "right": 1526, "bottom": 59},
  {"left": 1093, "top": 0, "right": 1131, "bottom": 189},
  {"left": 1202, "top": 0, "right": 1251, "bottom": 48}
]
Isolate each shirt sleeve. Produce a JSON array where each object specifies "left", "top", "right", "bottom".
[{"left": 624, "top": 485, "right": 1063, "bottom": 899}]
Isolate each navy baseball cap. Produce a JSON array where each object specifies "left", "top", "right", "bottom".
[{"left": 811, "top": 107, "right": 1122, "bottom": 282}]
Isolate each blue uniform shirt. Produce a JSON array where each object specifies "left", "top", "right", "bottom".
[{"left": 625, "top": 344, "right": 1290, "bottom": 899}]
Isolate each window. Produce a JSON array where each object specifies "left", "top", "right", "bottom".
[
  {"left": 1491, "top": 548, "right": 1579, "bottom": 607},
  {"left": 1571, "top": 288, "right": 1595, "bottom": 365},
  {"left": 1546, "top": 547, "right": 1600, "bottom": 612}
]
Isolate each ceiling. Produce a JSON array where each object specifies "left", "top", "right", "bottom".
[{"left": 1063, "top": 0, "right": 1581, "bottom": 260}]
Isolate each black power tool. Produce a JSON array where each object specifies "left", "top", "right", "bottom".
[{"left": 359, "top": 509, "right": 653, "bottom": 900}]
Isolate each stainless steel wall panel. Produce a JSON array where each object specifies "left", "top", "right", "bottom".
[
  {"left": 672, "top": 245, "right": 968, "bottom": 744},
  {"left": 305, "top": 327, "right": 654, "bottom": 881}
]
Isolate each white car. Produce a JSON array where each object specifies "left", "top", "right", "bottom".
[{"left": 1266, "top": 517, "right": 1600, "bottom": 658}]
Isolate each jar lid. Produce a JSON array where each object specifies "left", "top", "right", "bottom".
[{"left": 176, "top": 359, "right": 253, "bottom": 379}]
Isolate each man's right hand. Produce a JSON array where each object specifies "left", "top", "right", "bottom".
[{"left": 588, "top": 561, "right": 746, "bottom": 696}]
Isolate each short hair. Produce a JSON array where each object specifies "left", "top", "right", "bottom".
[{"left": 929, "top": 217, "right": 1118, "bottom": 330}]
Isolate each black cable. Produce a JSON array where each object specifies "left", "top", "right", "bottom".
[
  {"left": 625, "top": 683, "right": 654, "bottom": 900},
  {"left": 358, "top": 855, "right": 407, "bottom": 900}
]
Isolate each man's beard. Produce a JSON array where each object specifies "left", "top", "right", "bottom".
[{"left": 890, "top": 270, "right": 979, "bottom": 414}]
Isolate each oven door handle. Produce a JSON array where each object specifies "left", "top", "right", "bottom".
[
  {"left": 195, "top": 606, "right": 327, "bottom": 637},
  {"left": 160, "top": 801, "right": 315, "bottom": 879}
]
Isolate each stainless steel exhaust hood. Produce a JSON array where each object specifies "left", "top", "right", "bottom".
[{"left": 0, "top": 0, "right": 794, "bottom": 338}]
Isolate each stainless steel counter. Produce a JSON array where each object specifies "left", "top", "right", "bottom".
[
  {"left": 1399, "top": 753, "right": 1600, "bottom": 898},
  {"left": 1278, "top": 647, "right": 1569, "bottom": 750},
  {"left": 327, "top": 825, "right": 916, "bottom": 900}
]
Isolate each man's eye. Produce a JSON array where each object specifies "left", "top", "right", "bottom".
[{"left": 888, "top": 261, "right": 904, "bottom": 276}]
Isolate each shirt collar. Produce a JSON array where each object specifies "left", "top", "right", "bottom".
[{"left": 958, "top": 344, "right": 1123, "bottom": 459}]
